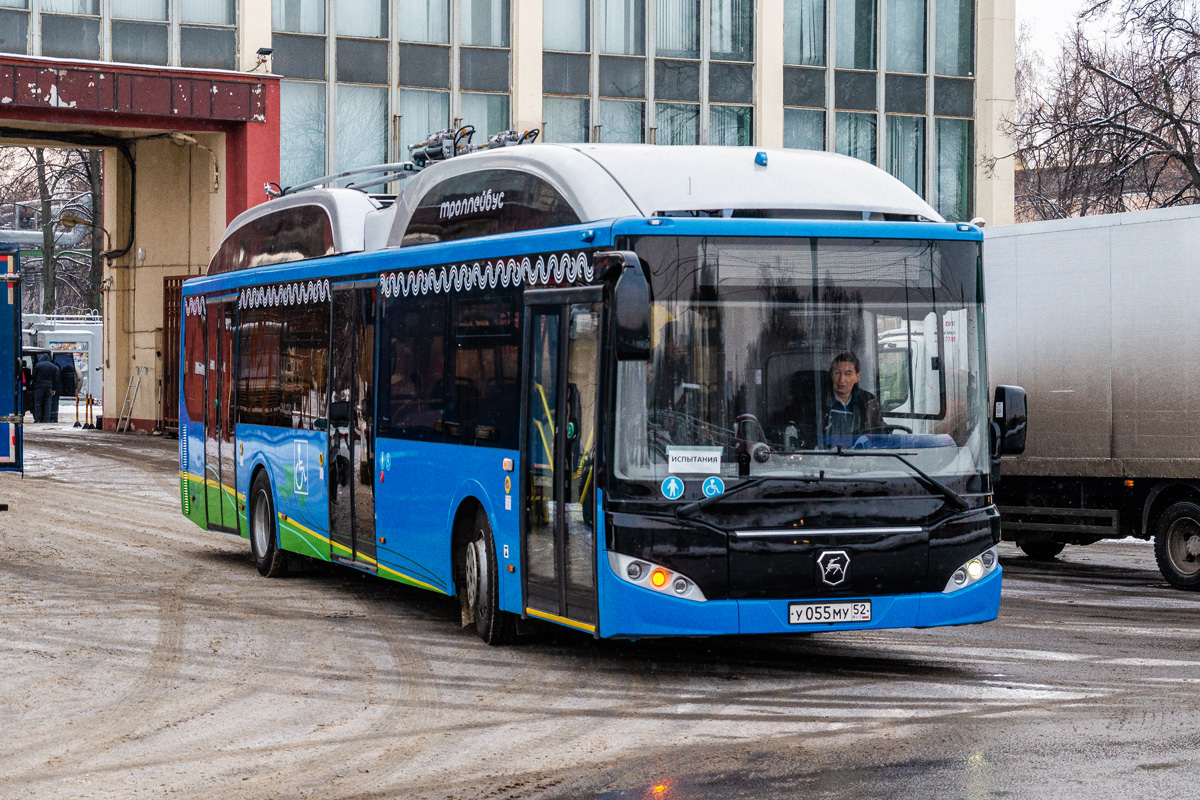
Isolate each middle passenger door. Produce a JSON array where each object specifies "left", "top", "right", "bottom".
[
  {"left": 522, "top": 287, "right": 602, "bottom": 631},
  {"left": 328, "top": 282, "right": 377, "bottom": 570}
]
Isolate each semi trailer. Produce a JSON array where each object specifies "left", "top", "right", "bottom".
[{"left": 985, "top": 205, "right": 1200, "bottom": 589}]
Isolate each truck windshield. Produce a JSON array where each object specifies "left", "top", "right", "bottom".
[{"left": 613, "top": 235, "right": 989, "bottom": 496}]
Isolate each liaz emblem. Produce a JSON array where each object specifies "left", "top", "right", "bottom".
[{"left": 817, "top": 550, "right": 850, "bottom": 587}]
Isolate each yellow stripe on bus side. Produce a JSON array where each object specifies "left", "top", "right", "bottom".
[
  {"left": 525, "top": 607, "right": 596, "bottom": 633},
  {"left": 179, "top": 470, "right": 244, "bottom": 501}
]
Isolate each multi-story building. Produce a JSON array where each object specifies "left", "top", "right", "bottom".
[{"left": 0, "top": 0, "right": 1014, "bottom": 224}]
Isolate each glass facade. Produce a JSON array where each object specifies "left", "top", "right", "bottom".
[
  {"left": 1, "top": 0, "right": 979, "bottom": 218},
  {"left": 542, "top": 0, "right": 753, "bottom": 145},
  {"left": 1, "top": 0, "right": 232, "bottom": 65}
]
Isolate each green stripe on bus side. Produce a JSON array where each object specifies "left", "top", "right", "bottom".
[{"left": 278, "top": 516, "right": 331, "bottom": 562}]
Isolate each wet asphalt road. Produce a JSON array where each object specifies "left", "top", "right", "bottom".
[{"left": 1, "top": 426, "right": 1198, "bottom": 800}]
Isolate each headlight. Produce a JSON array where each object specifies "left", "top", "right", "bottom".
[
  {"left": 608, "top": 552, "right": 708, "bottom": 602},
  {"left": 943, "top": 546, "right": 999, "bottom": 593}
]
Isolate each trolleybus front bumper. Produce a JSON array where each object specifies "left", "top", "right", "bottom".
[{"left": 597, "top": 560, "right": 1001, "bottom": 638}]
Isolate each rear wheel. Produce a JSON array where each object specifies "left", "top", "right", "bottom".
[
  {"left": 461, "top": 509, "right": 515, "bottom": 645},
  {"left": 1016, "top": 539, "right": 1066, "bottom": 561},
  {"left": 1154, "top": 501, "right": 1200, "bottom": 590},
  {"left": 249, "top": 471, "right": 288, "bottom": 578}
]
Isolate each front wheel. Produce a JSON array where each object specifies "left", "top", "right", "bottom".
[
  {"left": 1016, "top": 539, "right": 1066, "bottom": 561},
  {"left": 249, "top": 471, "right": 288, "bottom": 578},
  {"left": 461, "top": 509, "right": 515, "bottom": 645},
  {"left": 1154, "top": 501, "right": 1200, "bottom": 590}
]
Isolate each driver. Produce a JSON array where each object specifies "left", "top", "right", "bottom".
[{"left": 824, "top": 352, "right": 885, "bottom": 436}]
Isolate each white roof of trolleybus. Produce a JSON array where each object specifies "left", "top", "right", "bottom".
[
  {"left": 383, "top": 144, "right": 943, "bottom": 248},
  {"left": 211, "top": 145, "right": 943, "bottom": 272}
]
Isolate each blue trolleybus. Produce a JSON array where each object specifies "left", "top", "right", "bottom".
[{"left": 179, "top": 136, "right": 1027, "bottom": 644}]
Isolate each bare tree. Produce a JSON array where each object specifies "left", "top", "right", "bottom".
[
  {"left": 1010, "top": 0, "right": 1200, "bottom": 220},
  {"left": 0, "top": 147, "right": 103, "bottom": 314},
  {"left": 35, "top": 148, "right": 55, "bottom": 315}
]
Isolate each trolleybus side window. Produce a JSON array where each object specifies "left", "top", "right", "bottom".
[
  {"left": 379, "top": 295, "right": 447, "bottom": 441},
  {"left": 401, "top": 169, "right": 581, "bottom": 247},
  {"left": 183, "top": 306, "right": 206, "bottom": 422},
  {"left": 451, "top": 294, "right": 521, "bottom": 449},
  {"left": 236, "top": 305, "right": 287, "bottom": 427},
  {"left": 209, "top": 205, "right": 335, "bottom": 274},
  {"left": 280, "top": 303, "right": 330, "bottom": 431}
]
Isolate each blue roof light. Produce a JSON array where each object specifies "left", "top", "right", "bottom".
[{"left": 754, "top": 151, "right": 768, "bottom": 167}]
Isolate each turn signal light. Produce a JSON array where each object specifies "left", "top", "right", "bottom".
[{"left": 607, "top": 552, "right": 708, "bottom": 602}]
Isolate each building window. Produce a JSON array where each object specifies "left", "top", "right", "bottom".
[
  {"left": 835, "top": 0, "right": 875, "bottom": 70},
  {"left": 710, "top": 104, "right": 752, "bottom": 145},
  {"left": 280, "top": 81, "right": 327, "bottom": 187},
  {"left": 710, "top": 0, "right": 752, "bottom": 62},
  {"left": 41, "top": 1, "right": 101, "bottom": 61},
  {"left": 656, "top": 0, "right": 697, "bottom": 58},
  {"left": 886, "top": 0, "right": 924, "bottom": 74},
  {"left": 339, "top": 0, "right": 387, "bottom": 38},
  {"left": 835, "top": 110, "right": 876, "bottom": 163},
  {"left": 600, "top": 0, "right": 645, "bottom": 55},
  {"left": 546, "top": 0, "right": 589, "bottom": 52},
  {"left": 784, "top": 0, "right": 825, "bottom": 67},
  {"left": 886, "top": 114, "right": 924, "bottom": 195},
  {"left": 398, "top": 89, "right": 450, "bottom": 156},
  {"left": 935, "top": 0, "right": 972, "bottom": 76},
  {"left": 462, "top": 0, "right": 509, "bottom": 47},
  {"left": 784, "top": 107, "right": 825, "bottom": 150},
  {"left": 398, "top": 0, "right": 450, "bottom": 43},
  {"left": 598, "top": 98, "right": 644, "bottom": 142},
  {"left": 0, "top": 5, "right": 28, "bottom": 55},
  {"left": 181, "top": 0, "right": 237, "bottom": 70},
  {"left": 657, "top": 101, "right": 699, "bottom": 144},
  {"left": 461, "top": 91, "right": 510, "bottom": 136},
  {"left": 337, "top": 84, "right": 388, "bottom": 172},
  {"left": 544, "top": 96, "right": 589, "bottom": 143},
  {"left": 935, "top": 117, "right": 970, "bottom": 220},
  {"left": 274, "top": 0, "right": 325, "bottom": 35}
]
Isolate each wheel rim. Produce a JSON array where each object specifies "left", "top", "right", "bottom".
[
  {"left": 465, "top": 538, "right": 480, "bottom": 609},
  {"left": 252, "top": 487, "right": 270, "bottom": 557},
  {"left": 474, "top": 539, "right": 490, "bottom": 618},
  {"left": 1166, "top": 517, "right": 1200, "bottom": 577}
]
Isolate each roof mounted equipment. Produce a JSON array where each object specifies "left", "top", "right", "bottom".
[{"left": 267, "top": 125, "right": 540, "bottom": 199}]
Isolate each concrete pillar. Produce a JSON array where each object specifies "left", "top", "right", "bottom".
[
  {"left": 756, "top": 0, "right": 785, "bottom": 148},
  {"left": 239, "top": 0, "right": 274, "bottom": 72},
  {"left": 511, "top": 0, "right": 544, "bottom": 135},
  {"left": 974, "top": 0, "right": 1016, "bottom": 226}
]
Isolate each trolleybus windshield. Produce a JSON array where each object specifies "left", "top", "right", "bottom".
[{"left": 613, "top": 236, "right": 988, "bottom": 495}]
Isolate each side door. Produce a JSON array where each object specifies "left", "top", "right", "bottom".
[
  {"left": 204, "top": 296, "right": 238, "bottom": 531},
  {"left": 522, "top": 287, "right": 603, "bottom": 630},
  {"left": 328, "top": 283, "right": 377, "bottom": 570},
  {"left": 0, "top": 250, "right": 21, "bottom": 472}
]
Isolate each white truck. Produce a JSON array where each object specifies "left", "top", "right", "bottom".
[{"left": 985, "top": 206, "right": 1200, "bottom": 589}]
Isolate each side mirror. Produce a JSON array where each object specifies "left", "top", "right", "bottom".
[
  {"left": 993, "top": 385, "right": 1027, "bottom": 456},
  {"left": 596, "top": 250, "right": 651, "bottom": 361}
]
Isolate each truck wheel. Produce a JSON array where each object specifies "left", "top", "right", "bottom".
[
  {"left": 461, "top": 509, "right": 515, "bottom": 646},
  {"left": 1153, "top": 502, "right": 1200, "bottom": 590},
  {"left": 1016, "top": 539, "right": 1066, "bottom": 561},
  {"left": 249, "top": 472, "right": 288, "bottom": 578}
]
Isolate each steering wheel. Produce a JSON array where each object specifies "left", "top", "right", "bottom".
[{"left": 862, "top": 424, "right": 912, "bottom": 434}]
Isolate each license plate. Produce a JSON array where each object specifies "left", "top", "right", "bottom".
[{"left": 788, "top": 600, "right": 872, "bottom": 625}]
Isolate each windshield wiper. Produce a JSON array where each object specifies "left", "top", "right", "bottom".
[
  {"left": 802, "top": 447, "right": 969, "bottom": 511},
  {"left": 676, "top": 477, "right": 768, "bottom": 519},
  {"left": 674, "top": 449, "right": 969, "bottom": 519}
]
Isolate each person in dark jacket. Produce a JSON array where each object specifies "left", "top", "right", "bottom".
[
  {"left": 31, "top": 353, "right": 60, "bottom": 423},
  {"left": 822, "top": 352, "right": 885, "bottom": 437}
]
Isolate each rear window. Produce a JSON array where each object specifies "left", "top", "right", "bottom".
[{"left": 208, "top": 205, "right": 335, "bottom": 274}]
